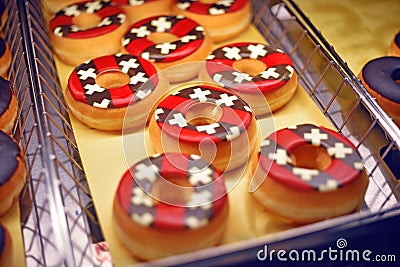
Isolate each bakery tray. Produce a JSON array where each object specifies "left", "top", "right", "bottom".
[{"left": 7, "top": 0, "right": 400, "bottom": 266}]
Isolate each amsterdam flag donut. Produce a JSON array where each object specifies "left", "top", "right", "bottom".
[
  {"left": 122, "top": 15, "right": 213, "bottom": 83},
  {"left": 251, "top": 124, "right": 368, "bottom": 223},
  {"left": 0, "top": 130, "right": 27, "bottom": 216},
  {"left": 110, "top": 0, "right": 173, "bottom": 24},
  {"left": 200, "top": 42, "right": 298, "bottom": 116},
  {"left": 148, "top": 84, "right": 258, "bottom": 171},
  {"left": 49, "top": 0, "right": 129, "bottom": 66},
  {"left": 0, "top": 223, "right": 12, "bottom": 267},
  {"left": 65, "top": 53, "right": 168, "bottom": 131},
  {"left": 173, "top": 0, "right": 251, "bottom": 42},
  {"left": 113, "top": 153, "right": 229, "bottom": 260},
  {"left": 0, "top": 77, "right": 18, "bottom": 135}
]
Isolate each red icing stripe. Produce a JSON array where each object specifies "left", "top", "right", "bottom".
[
  {"left": 170, "top": 17, "right": 199, "bottom": 37},
  {"left": 68, "top": 71, "right": 88, "bottom": 104},
  {"left": 161, "top": 39, "right": 203, "bottom": 63},
  {"left": 108, "top": 85, "right": 135, "bottom": 106},
  {"left": 157, "top": 122, "right": 222, "bottom": 143},
  {"left": 154, "top": 203, "right": 186, "bottom": 230},
  {"left": 220, "top": 106, "right": 252, "bottom": 127},
  {"left": 262, "top": 52, "right": 294, "bottom": 68},
  {"left": 272, "top": 128, "right": 307, "bottom": 152},
  {"left": 125, "top": 38, "right": 156, "bottom": 57},
  {"left": 93, "top": 55, "right": 119, "bottom": 72},
  {"left": 157, "top": 95, "right": 195, "bottom": 113},
  {"left": 117, "top": 169, "right": 135, "bottom": 213},
  {"left": 325, "top": 158, "right": 360, "bottom": 185}
]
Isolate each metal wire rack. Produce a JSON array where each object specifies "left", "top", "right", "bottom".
[{"left": 5, "top": 0, "right": 400, "bottom": 266}]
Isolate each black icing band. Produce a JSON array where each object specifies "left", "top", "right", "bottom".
[
  {"left": 362, "top": 56, "right": 400, "bottom": 103},
  {"left": 0, "top": 131, "right": 20, "bottom": 186},
  {"left": 0, "top": 77, "right": 12, "bottom": 117}
]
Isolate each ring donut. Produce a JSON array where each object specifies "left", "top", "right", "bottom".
[
  {"left": 0, "top": 77, "right": 18, "bottom": 135},
  {"left": 65, "top": 53, "right": 168, "bottom": 131},
  {"left": 0, "top": 223, "right": 12, "bottom": 267},
  {"left": 251, "top": 124, "right": 368, "bottom": 223},
  {"left": 173, "top": 0, "right": 251, "bottom": 42},
  {"left": 122, "top": 15, "right": 213, "bottom": 83},
  {"left": 149, "top": 84, "right": 257, "bottom": 171},
  {"left": 113, "top": 153, "right": 229, "bottom": 260},
  {"left": 49, "top": 0, "right": 129, "bottom": 65},
  {"left": 359, "top": 56, "right": 400, "bottom": 126},
  {"left": 200, "top": 42, "right": 298, "bottom": 115},
  {"left": 110, "top": 0, "right": 173, "bottom": 24},
  {"left": 0, "top": 130, "right": 27, "bottom": 216},
  {"left": 389, "top": 31, "right": 400, "bottom": 57}
]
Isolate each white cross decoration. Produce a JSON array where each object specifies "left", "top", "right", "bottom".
[
  {"left": 78, "top": 68, "right": 97, "bottom": 80},
  {"left": 155, "top": 42, "right": 177, "bottom": 54},
  {"left": 304, "top": 129, "right": 328, "bottom": 146},
  {"left": 187, "top": 191, "right": 213, "bottom": 208},
  {"left": 268, "top": 149, "right": 291, "bottom": 165},
  {"left": 327, "top": 143, "right": 353, "bottom": 159},
  {"left": 140, "top": 52, "right": 151, "bottom": 61},
  {"left": 232, "top": 71, "right": 253, "bottom": 83},
  {"left": 130, "top": 72, "right": 148, "bottom": 85},
  {"left": 286, "top": 65, "right": 294, "bottom": 77},
  {"left": 318, "top": 179, "right": 339, "bottom": 192},
  {"left": 293, "top": 167, "right": 319, "bottom": 181},
  {"left": 244, "top": 105, "right": 252, "bottom": 112},
  {"left": 85, "top": 1, "right": 102, "bottom": 13},
  {"left": 129, "top": 0, "right": 145, "bottom": 5},
  {"left": 226, "top": 126, "right": 240, "bottom": 141},
  {"left": 215, "top": 93, "right": 238, "bottom": 107},
  {"left": 98, "top": 17, "right": 112, "bottom": 27},
  {"left": 136, "top": 89, "right": 151, "bottom": 100},
  {"left": 209, "top": 7, "right": 225, "bottom": 15},
  {"left": 151, "top": 16, "right": 172, "bottom": 32},
  {"left": 247, "top": 44, "right": 267, "bottom": 58},
  {"left": 222, "top": 47, "right": 242, "bottom": 60},
  {"left": 84, "top": 83, "right": 105, "bottom": 95},
  {"left": 177, "top": 2, "right": 190, "bottom": 10},
  {"left": 196, "top": 123, "right": 220, "bottom": 134},
  {"left": 354, "top": 162, "right": 363, "bottom": 170},
  {"left": 212, "top": 73, "right": 224, "bottom": 86},
  {"left": 154, "top": 108, "right": 164, "bottom": 120},
  {"left": 189, "top": 88, "right": 211, "bottom": 102},
  {"left": 117, "top": 13, "right": 126, "bottom": 23},
  {"left": 119, "top": 58, "right": 139, "bottom": 73},
  {"left": 131, "top": 187, "right": 154, "bottom": 207},
  {"left": 216, "top": 0, "right": 234, "bottom": 6},
  {"left": 134, "top": 163, "right": 159, "bottom": 183},
  {"left": 63, "top": 5, "right": 80, "bottom": 16},
  {"left": 186, "top": 216, "right": 208, "bottom": 229},
  {"left": 261, "top": 139, "right": 271, "bottom": 147},
  {"left": 122, "top": 37, "right": 131, "bottom": 47},
  {"left": 93, "top": 99, "right": 110, "bottom": 108},
  {"left": 130, "top": 25, "right": 151, "bottom": 38},
  {"left": 195, "top": 26, "right": 205, "bottom": 33},
  {"left": 206, "top": 54, "right": 216, "bottom": 60},
  {"left": 53, "top": 27, "right": 64, "bottom": 37},
  {"left": 168, "top": 113, "right": 188, "bottom": 127},
  {"left": 189, "top": 166, "right": 213, "bottom": 185},
  {"left": 181, "top": 35, "right": 197, "bottom": 43},
  {"left": 260, "top": 68, "right": 280, "bottom": 79},
  {"left": 132, "top": 212, "right": 154, "bottom": 226}
]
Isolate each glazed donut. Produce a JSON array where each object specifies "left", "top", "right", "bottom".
[
  {"left": 251, "top": 124, "right": 368, "bottom": 223},
  {"left": 389, "top": 31, "right": 400, "bottom": 57},
  {"left": 110, "top": 0, "right": 173, "bottom": 24},
  {"left": 0, "top": 77, "right": 18, "bottom": 135},
  {"left": 0, "top": 130, "right": 27, "bottom": 216},
  {"left": 122, "top": 15, "right": 213, "bottom": 83},
  {"left": 199, "top": 42, "right": 298, "bottom": 116},
  {"left": 0, "top": 37, "right": 11, "bottom": 78},
  {"left": 65, "top": 53, "right": 168, "bottom": 131},
  {"left": 113, "top": 153, "right": 229, "bottom": 260},
  {"left": 49, "top": 0, "right": 129, "bottom": 66},
  {"left": 359, "top": 56, "right": 400, "bottom": 126},
  {"left": 0, "top": 223, "right": 12, "bottom": 267},
  {"left": 173, "top": 0, "right": 251, "bottom": 43},
  {"left": 148, "top": 84, "right": 257, "bottom": 171}
]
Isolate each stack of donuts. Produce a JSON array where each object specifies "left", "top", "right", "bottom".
[
  {"left": 0, "top": 2, "right": 27, "bottom": 266},
  {"left": 45, "top": 0, "right": 370, "bottom": 261}
]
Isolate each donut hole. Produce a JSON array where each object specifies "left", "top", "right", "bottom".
[
  {"left": 392, "top": 68, "right": 400, "bottom": 84},
  {"left": 95, "top": 70, "right": 130, "bottom": 89},
  {"left": 232, "top": 59, "right": 267, "bottom": 77},
  {"left": 151, "top": 174, "right": 194, "bottom": 205},
  {"left": 147, "top": 32, "right": 179, "bottom": 44},
  {"left": 290, "top": 144, "right": 332, "bottom": 170},
  {"left": 186, "top": 102, "right": 222, "bottom": 126},
  {"left": 73, "top": 13, "right": 102, "bottom": 30}
]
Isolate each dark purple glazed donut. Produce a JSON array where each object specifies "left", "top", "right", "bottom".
[{"left": 359, "top": 56, "right": 400, "bottom": 125}]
